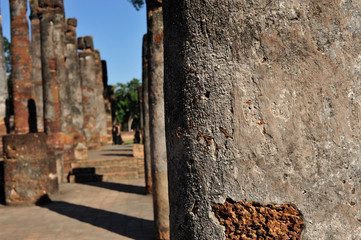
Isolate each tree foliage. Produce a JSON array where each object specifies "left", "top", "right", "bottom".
[
  {"left": 3, "top": 37, "right": 11, "bottom": 74},
  {"left": 114, "top": 78, "right": 141, "bottom": 130},
  {"left": 3, "top": 37, "right": 13, "bottom": 115},
  {"left": 127, "top": 0, "right": 144, "bottom": 11}
]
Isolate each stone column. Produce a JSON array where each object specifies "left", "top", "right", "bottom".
[
  {"left": 138, "top": 86, "right": 143, "bottom": 133},
  {"left": 38, "top": 0, "right": 73, "bottom": 182},
  {"left": 102, "top": 60, "right": 113, "bottom": 145},
  {"left": 65, "top": 18, "right": 87, "bottom": 160},
  {"left": 146, "top": 1, "right": 169, "bottom": 239},
  {"left": 3, "top": 133, "right": 58, "bottom": 205},
  {"left": 142, "top": 33, "right": 152, "bottom": 194},
  {"left": 29, "top": 0, "right": 44, "bottom": 133},
  {"left": 78, "top": 36, "right": 101, "bottom": 149},
  {"left": 9, "top": 0, "right": 35, "bottom": 134},
  {"left": 94, "top": 50, "right": 108, "bottom": 145},
  {"left": 0, "top": 13, "right": 8, "bottom": 139},
  {"left": 163, "top": 1, "right": 361, "bottom": 239}
]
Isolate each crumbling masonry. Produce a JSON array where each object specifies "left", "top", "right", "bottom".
[{"left": 1, "top": 0, "right": 113, "bottom": 205}]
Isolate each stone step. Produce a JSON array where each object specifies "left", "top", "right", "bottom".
[
  {"left": 71, "top": 157, "right": 137, "bottom": 168},
  {"left": 102, "top": 172, "right": 144, "bottom": 181},
  {"left": 69, "top": 171, "right": 144, "bottom": 183},
  {"left": 69, "top": 173, "right": 103, "bottom": 183},
  {"left": 69, "top": 145, "right": 145, "bottom": 183}
]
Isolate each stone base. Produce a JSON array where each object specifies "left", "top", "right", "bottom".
[
  {"left": 100, "top": 135, "right": 108, "bottom": 146},
  {"left": 133, "top": 144, "right": 144, "bottom": 158},
  {"left": 74, "top": 142, "right": 88, "bottom": 160},
  {"left": 3, "top": 133, "right": 58, "bottom": 205}
]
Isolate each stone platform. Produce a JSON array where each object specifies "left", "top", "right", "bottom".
[{"left": 70, "top": 144, "right": 144, "bottom": 182}]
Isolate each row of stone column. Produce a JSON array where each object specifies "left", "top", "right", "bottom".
[{"left": 1, "top": 0, "right": 112, "bottom": 205}]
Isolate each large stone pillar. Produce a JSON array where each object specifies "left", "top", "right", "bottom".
[
  {"left": 138, "top": 86, "right": 143, "bottom": 132},
  {"left": 102, "top": 60, "right": 113, "bottom": 145},
  {"left": 65, "top": 18, "right": 87, "bottom": 160},
  {"left": 29, "top": 0, "right": 44, "bottom": 133},
  {"left": 9, "top": 0, "right": 35, "bottom": 134},
  {"left": 163, "top": 1, "right": 361, "bottom": 239},
  {"left": 142, "top": 33, "right": 152, "bottom": 194},
  {"left": 78, "top": 36, "right": 101, "bottom": 149},
  {"left": 3, "top": 133, "right": 58, "bottom": 205},
  {"left": 94, "top": 50, "right": 108, "bottom": 145},
  {"left": 38, "top": 0, "right": 73, "bottom": 182},
  {"left": 0, "top": 13, "right": 8, "bottom": 139},
  {"left": 146, "top": 1, "right": 169, "bottom": 239}
]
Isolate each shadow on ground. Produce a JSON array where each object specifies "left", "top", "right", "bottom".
[
  {"left": 101, "top": 153, "right": 134, "bottom": 157},
  {"left": 101, "top": 149, "right": 133, "bottom": 152},
  {"left": 81, "top": 182, "right": 146, "bottom": 195},
  {"left": 39, "top": 201, "right": 154, "bottom": 239}
]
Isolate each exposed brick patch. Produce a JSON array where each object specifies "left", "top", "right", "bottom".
[
  {"left": 213, "top": 199, "right": 304, "bottom": 240},
  {"left": 154, "top": 31, "right": 163, "bottom": 45}
]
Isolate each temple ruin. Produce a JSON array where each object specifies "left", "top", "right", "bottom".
[
  {"left": 0, "top": 0, "right": 359, "bottom": 239},
  {"left": 1, "top": 0, "right": 112, "bottom": 204}
]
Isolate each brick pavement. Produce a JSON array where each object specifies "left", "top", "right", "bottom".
[{"left": 0, "top": 145, "right": 155, "bottom": 240}]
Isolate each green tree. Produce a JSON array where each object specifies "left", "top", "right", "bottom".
[
  {"left": 114, "top": 78, "right": 141, "bottom": 131},
  {"left": 3, "top": 36, "right": 13, "bottom": 115},
  {"left": 3, "top": 37, "right": 11, "bottom": 74},
  {"left": 127, "top": 0, "right": 144, "bottom": 10}
]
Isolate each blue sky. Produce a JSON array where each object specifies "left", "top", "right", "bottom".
[{"left": 0, "top": 0, "right": 147, "bottom": 86}]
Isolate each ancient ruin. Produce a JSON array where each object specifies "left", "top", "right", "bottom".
[
  {"left": 142, "top": 33, "right": 152, "bottom": 194},
  {"left": 78, "top": 36, "right": 102, "bottom": 150},
  {"left": 29, "top": 0, "right": 44, "bottom": 133},
  {"left": 101, "top": 60, "right": 114, "bottom": 145},
  {"left": 2, "top": 0, "right": 359, "bottom": 239},
  {"left": 65, "top": 18, "right": 87, "bottom": 160},
  {"left": 3, "top": 133, "right": 58, "bottom": 205},
  {"left": 1, "top": 0, "right": 115, "bottom": 205},
  {"left": 10, "top": 0, "right": 35, "bottom": 134},
  {"left": 146, "top": 0, "right": 170, "bottom": 239},
  {"left": 38, "top": 0, "right": 74, "bottom": 182},
  {"left": 94, "top": 50, "right": 108, "bottom": 146}
]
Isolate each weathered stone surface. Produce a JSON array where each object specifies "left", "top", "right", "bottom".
[
  {"left": 142, "top": 34, "right": 152, "bottom": 194},
  {"left": 38, "top": 0, "right": 74, "bottom": 182},
  {"left": 65, "top": 18, "right": 77, "bottom": 44},
  {"left": 29, "top": 0, "right": 44, "bottom": 133},
  {"left": 3, "top": 133, "right": 58, "bottom": 205},
  {"left": 38, "top": 0, "right": 63, "bottom": 8},
  {"left": 38, "top": 0, "right": 63, "bottom": 135},
  {"left": 78, "top": 36, "right": 94, "bottom": 50},
  {"left": 79, "top": 49, "right": 101, "bottom": 149},
  {"left": 10, "top": 0, "right": 35, "bottom": 134},
  {"left": 67, "top": 18, "right": 77, "bottom": 27},
  {"left": 94, "top": 50, "right": 108, "bottom": 145},
  {"left": 65, "top": 18, "right": 87, "bottom": 160},
  {"left": 133, "top": 144, "right": 144, "bottom": 159},
  {"left": 146, "top": 1, "right": 170, "bottom": 239},
  {"left": 101, "top": 60, "right": 113, "bottom": 145},
  {"left": 164, "top": 1, "right": 361, "bottom": 239},
  {"left": 74, "top": 142, "right": 87, "bottom": 160}
]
